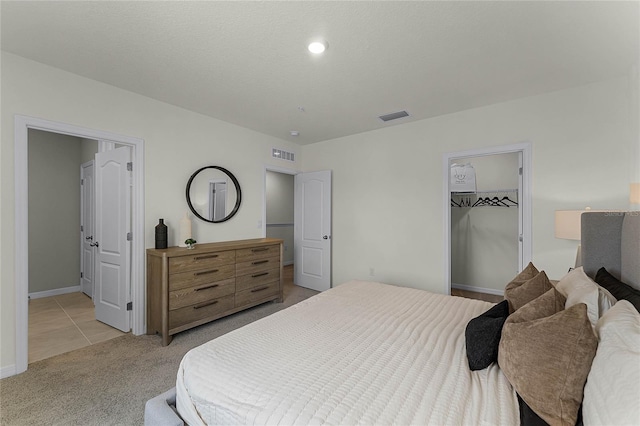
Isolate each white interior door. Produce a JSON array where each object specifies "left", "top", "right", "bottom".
[
  {"left": 294, "top": 170, "right": 332, "bottom": 292},
  {"left": 80, "top": 161, "right": 95, "bottom": 298},
  {"left": 94, "top": 147, "right": 131, "bottom": 332}
]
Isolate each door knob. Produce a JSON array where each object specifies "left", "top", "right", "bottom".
[
  {"left": 90, "top": 241, "right": 100, "bottom": 247},
  {"left": 85, "top": 236, "right": 93, "bottom": 240},
  {"left": 323, "top": 235, "right": 331, "bottom": 240}
]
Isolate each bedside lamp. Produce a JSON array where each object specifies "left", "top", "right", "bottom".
[
  {"left": 631, "top": 183, "right": 640, "bottom": 208},
  {"left": 555, "top": 209, "right": 588, "bottom": 268}
]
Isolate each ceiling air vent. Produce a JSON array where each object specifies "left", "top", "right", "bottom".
[
  {"left": 272, "top": 148, "right": 295, "bottom": 162},
  {"left": 379, "top": 110, "right": 410, "bottom": 122}
]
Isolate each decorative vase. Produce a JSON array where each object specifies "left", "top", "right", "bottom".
[{"left": 155, "top": 219, "right": 168, "bottom": 249}]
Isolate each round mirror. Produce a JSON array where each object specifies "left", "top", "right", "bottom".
[{"left": 186, "top": 166, "right": 242, "bottom": 223}]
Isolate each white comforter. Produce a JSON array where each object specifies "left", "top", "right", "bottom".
[{"left": 176, "top": 280, "right": 518, "bottom": 425}]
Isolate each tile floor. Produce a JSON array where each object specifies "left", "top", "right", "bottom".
[{"left": 28, "top": 292, "right": 125, "bottom": 363}]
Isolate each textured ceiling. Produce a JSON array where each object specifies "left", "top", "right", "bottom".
[{"left": 1, "top": 1, "right": 638, "bottom": 145}]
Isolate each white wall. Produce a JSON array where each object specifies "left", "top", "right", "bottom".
[
  {"left": 79, "top": 138, "right": 98, "bottom": 164},
  {"left": 265, "top": 171, "right": 294, "bottom": 265},
  {"left": 301, "top": 74, "right": 638, "bottom": 293},
  {"left": 0, "top": 52, "right": 300, "bottom": 371},
  {"left": 27, "top": 130, "right": 83, "bottom": 294},
  {"left": 450, "top": 153, "right": 519, "bottom": 292}
]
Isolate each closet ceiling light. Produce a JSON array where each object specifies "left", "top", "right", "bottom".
[{"left": 308, "top": 40, "right": 327, "bottom": 54}]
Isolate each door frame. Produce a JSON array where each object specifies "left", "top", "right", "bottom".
[
  {"left": 442, "top": 141, "right": 532, "bottom": 295},
  {"left": 14, "top": 115, "right": 145, "bottom": 375}
]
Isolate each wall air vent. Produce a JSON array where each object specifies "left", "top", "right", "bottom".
[
  {"left": 379, "top": 110, "right": 410, "bottom": 122},
  {"left": 272, "top": 148, "right": 295, "bottom": 162}
]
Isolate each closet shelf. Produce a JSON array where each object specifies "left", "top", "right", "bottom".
[{"left": 451, "top": 188, "right": 518, "bottom": 194}]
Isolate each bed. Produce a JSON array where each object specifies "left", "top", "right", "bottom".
[{"left": 145, "top": 211, "right": 640, "bottom": 426}]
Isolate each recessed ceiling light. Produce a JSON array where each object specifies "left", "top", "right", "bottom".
[
  {"left": 308, "top": 40, "right": 327, "bottom": 54},
  {"left": 290, "top": 130, "right": 299, "bottom": 136}
]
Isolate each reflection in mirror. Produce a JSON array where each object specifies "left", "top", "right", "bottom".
[
  {"left": 209, "top": 180, "right": 227, "bottom": 221},
  {"left": 186, "top": 166, "right": 241, "bottom": 223}
]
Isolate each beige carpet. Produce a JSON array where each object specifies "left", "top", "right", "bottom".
[{"left": 0, "top": 284, "right": 318, "bottom": 426}]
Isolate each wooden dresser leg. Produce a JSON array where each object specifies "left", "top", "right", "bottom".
[{"left": 162, "top": 334, "right": 173, "bottom": 346}]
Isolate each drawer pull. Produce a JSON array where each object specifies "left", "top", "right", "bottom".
[
  {"left": 195, "top": 284, "right": 219, "bottom": 291},
  {"left": 251, "top": 247, "right": 269, "bottom": 252},
  {"left": 251, "top": 260, "right": 269, "bottom": 265},
  {"left": 193, "top": 300, "right": 219, "bottom": 310},
  {"left": 251, "top": 286, "right": 270, "bottom": 293},
  {"left": 194, "top": 254, "right": 219, "bottom": 260},
  {"left": 194, "top": 269, "right": 219, "bottom": 276},
  {"left": 251, "top": 272, "right": 269, "bottom": 278}
]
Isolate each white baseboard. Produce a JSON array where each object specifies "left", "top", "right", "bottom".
[
  {"left": 452, "top": 283, "right": 504, "bottom": 297},
  {"left": 0, "top": 364, "right": 17, "bottom": 379},
  {"left": 29, "top": 285, "right": 81, "bottom": 300}
]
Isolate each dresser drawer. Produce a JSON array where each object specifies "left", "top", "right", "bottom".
[
  {"left": 169, "top": 294, "right": 235, "bottom": 330},
  {"left": 235, "top": 280, "right": 280, "bottom": 307},
  {"left": 236, "top": 267, "right": 280, "bottom": 292},
  {"left": 236, "top": 245, "right": 280, "bottom": 263},
  {"left": 169, "top": 278, "right": 235, "bottom": 310},
  {"left": 236, "top": 255, "right": 280, "bottom": 277},
  {"left": 169, "top": 250, "right": 235, "bottom": 274},
  {"left": 169, "top": 263, "right": 235, "bottom": 291}
]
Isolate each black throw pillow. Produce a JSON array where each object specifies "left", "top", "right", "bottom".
[
  {"left": 517, "top": 393, "right": 584, "bottom": 426},
  {"left": 465, "top": 300, "right": 509, "bottom": 370},
  {"left": 595, "top": 267, "right": 640, "bottom": 313},
  {"left": 518, "top": 394, "right": 549, "bottom": 426}
]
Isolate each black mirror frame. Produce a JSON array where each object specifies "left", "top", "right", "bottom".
[{"left": 185, "top": 165, "right": 242, "bottom": 223}]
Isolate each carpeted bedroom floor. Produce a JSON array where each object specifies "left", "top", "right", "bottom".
[{"left": 0, "top": 281, "right": 318, "bottom": 426}]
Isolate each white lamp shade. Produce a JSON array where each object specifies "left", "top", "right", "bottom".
[
  {"left": 554, "top": 210, "right": 584, "bottom": 240},
  {"left": 631, "top": 183, "right": 640, "bottom": 204}
]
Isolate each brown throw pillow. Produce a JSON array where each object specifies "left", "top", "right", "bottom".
[
  {"left": 507, "top": 262, "right": 540, "bottom": 288},
  {"left": 505, "top": 270, "right": 553, "bottom": 313},
  {"left": 498, "top": 288, "right": 597, "bottom": 426}
]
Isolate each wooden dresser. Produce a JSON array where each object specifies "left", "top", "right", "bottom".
[{"left": 146, "top": 238, "right": 283, "bottom": 345}]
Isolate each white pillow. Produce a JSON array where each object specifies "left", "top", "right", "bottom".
[
  {"left": 583, "top": 300, "right": 640, "bottom": 426},
  {"left": 556, "top": 267, "right": 599, "bottom": 327},
  {"left": 595, "top": 282, "right": 617, "bottom": 316}
]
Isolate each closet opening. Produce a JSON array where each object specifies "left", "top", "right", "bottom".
[{"left": 442, "top": 143, "right": 532, "bottom": 296}]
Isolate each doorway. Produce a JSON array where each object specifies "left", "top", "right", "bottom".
[
  {"left": 263, "top": 166, "right": 333, "bottom": 292},
  {"left": 13, "top": 115, "right": 145, "bottom": 376},
  {"left": 442, "top": 142, "right": 532, "bottom": 295},
  {"left": 265, "top": 170, "right": 295, "bottom": 267},
  {"left": 264, "top": 168, "right": 296, "bottom": 302},
  {"left": 26, "top": 130, "right": 129, "bottom": 363}
]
